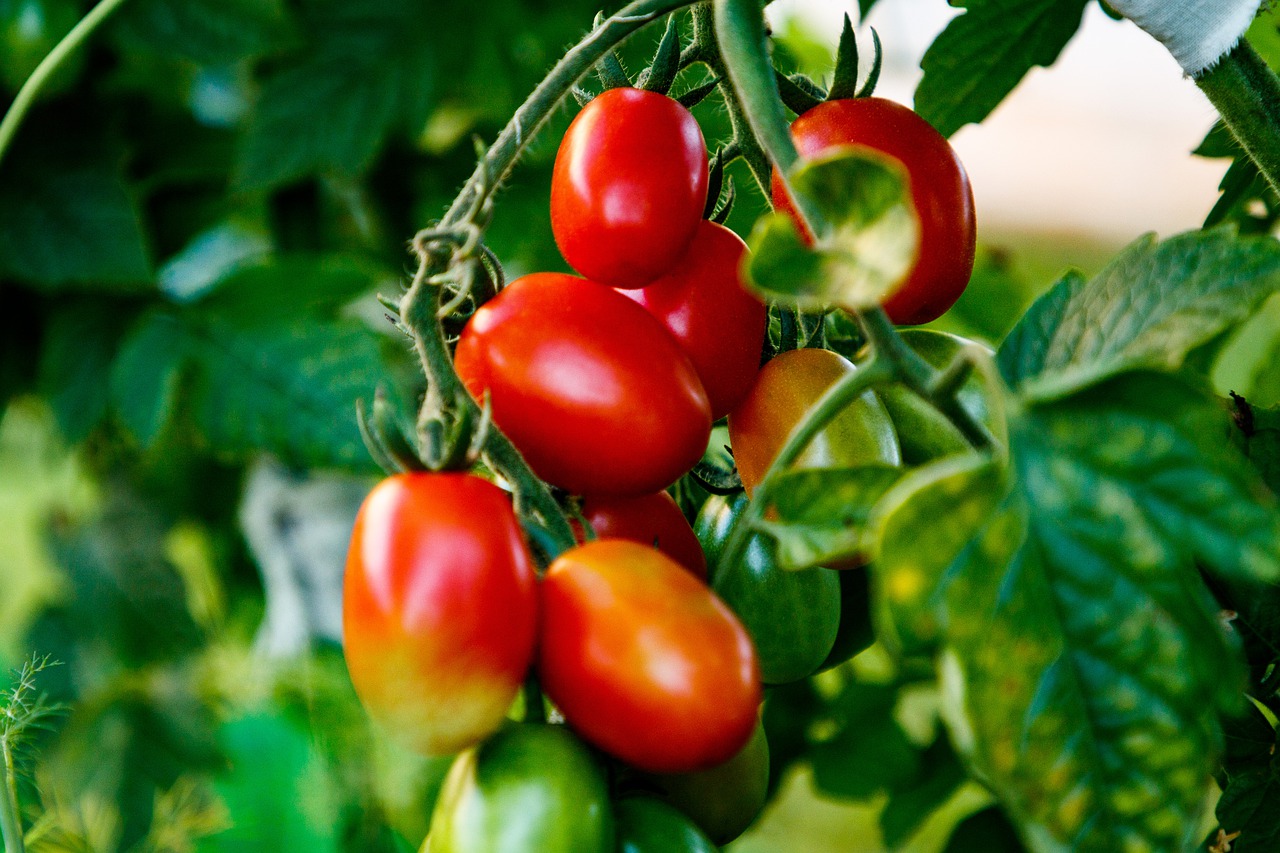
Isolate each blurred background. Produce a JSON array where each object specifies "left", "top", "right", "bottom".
[{"left": 0, "top": 0, "right": 1273, "bottom": 851}]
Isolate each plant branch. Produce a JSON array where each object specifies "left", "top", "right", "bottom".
[
  {"left": 0, "top": 740, "right": 22, "bottom": 853},
  {"left": 0, "top": 0, "right": 134, "bottom": 171},
  {"left": 1196, "top": 39, "right": 1280, "bottom": 198}
]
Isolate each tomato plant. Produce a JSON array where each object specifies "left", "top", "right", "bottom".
[
  {"left": 427, "top": 724, "right": 613, "bottom": 853},
  {"left": 728, "top": 347, "right": 901, "bottom": 494},
  {"left": 619, "top": 220, "right": 768, "bottom": 419},
  {"left": 613, "top": 796, "right": 719, "bottom": 853},
  {"left": 342, "top": 473, "right": 537, "bottom": 756},
  {"left": 771, "top": 97, "right": 976, "bottom": 326},
  {"left": 454, "top": 273, "right": 712, "bottom": 497},
  {"left": 575, "top": 491, "right": 707, "bottom": 579},
  {"left": 537, "top": 539, "right": 761, "bottom": 773},
  {"left": 551, "top": 87, "right": 709, "bottom": 288}
]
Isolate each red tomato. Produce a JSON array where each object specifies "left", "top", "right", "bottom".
[
  {"left": 551, "top": 87, "right": 709, "bottom": 288},
  {"left": 618, "top": 221, "right": 767, "bottom": 419},
  {"left": 455, "top": 273, "right": 712, "bottom": 497},
  {"left": 576, "top": 491, "right": 707, "bottom": 580},
  {"left": 538, "top": 540, "right": 761, "bottom": 773},
  {"left": 771, "top": 97, "right": 976, "bottom": 325},
  {"left": 342, "top": 473, "right": 537, "bottom": 756}
]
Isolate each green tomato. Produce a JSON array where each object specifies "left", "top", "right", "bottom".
[
  {"left": 647, "top": 719, "right": 769, "bottom": 845},
  {"left": 819, "top": 567, "right": 875, "bottom": 670},
  {"left": 697, "top": 493, "right": 840, "bottom": 684},
  {"left": 878, "top": 330, "right": 995, "bottom": 466},
  {"left": 425, "top": 724, "right": 612, "bottom": 853},
  {"left": 615, "top": 796, "right": 720, "bottom": 853}
]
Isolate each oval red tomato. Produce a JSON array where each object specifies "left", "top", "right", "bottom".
[
  {"left": 551, "top": 87, "right": 709, "bottom": 288},
  {"left": 538, "top": 539, "right": 761, "bottom": 773},
  {"left": 619, "top": 221, "right": 767, "bottom": 419},
  {"left": 455, "top": 273, "right": 712, "bottom": 497},
  {"left": 343, "top": 473, "right": 537, "bottom": 756},
  {"left": 576, "top": 491, "right": 707, "bottom": 580},
  {"left": 771, "top": 97, "right": 976, "bottom": 325}
]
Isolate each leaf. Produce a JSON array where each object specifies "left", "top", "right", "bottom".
[
  {"left": 1214, "top": 726, "right": 1280, "bottom": 853},
  {"left": 158, "top": 221, "right": 274, "bottom": 303},
  {"left": 111, "top": 310, "right": 189, "bottom": 446},
  {"left": 193, "top": 255, "right": 378, "bottom": 321},
  {"left": 746, "top": 149, "right": 916, "bottom": 313},
  {"left": 112, "top": 0, "right": 294, "bottom": 65},
  {"left": 37, "top": 299, "right": 137, "bottom": 441},
  {"left": 915, "top": 0, "right": 1088, "bottom": 138},
  {"left": 763, "top": 465, "right": 902, "bottom": 570},
  {"left": 235, "top": 0, "right": 437, "bottom": 189},
  {"left": 999, "top": 228, "right": 1280, "bottom": 401},
  {"left": 879, "top": 738, "right": 968, "bottom": 850},
  {"left": 808, "top": 683, "right": 920, "bottom": 800},
  {"left": 944, "top": 807, "right": 1025, "bottom": 852},
  {"left": 874, "top": 372, "right": 1280, "bottom": 849}
]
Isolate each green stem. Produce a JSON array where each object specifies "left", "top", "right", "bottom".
[
  {"left": 0, "top": 0, "right": 133, "bottom": 171},
  {"left": 717, "top": 357, "right": 894, "bottom": 576},
  {"left": 522, "top": 673, "right": 547, "bottom": 725},
  {"left": 0, "top": 741, "right": 23, "bottom": 853},
  {"left": 1196, "top": 39, "right": 1280, "bottom": 198}
]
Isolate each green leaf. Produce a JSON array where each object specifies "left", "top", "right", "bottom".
[
  {"left": 943, "top": 807, "right": 1024, "bottom": 852},
  {"left": 1213, "top": 713, "right": 1280, "bottom": 853},
  {"left": 37, "top": 299, "right": 136, "bottom": 441},
  {"left": 158, "top": 221, "right": 273, "bottom": 303},
  {"left": 112, "top": 0, "right": 294, "bottom": 65},
  {"left": 879, "top": 738, "right": 968, "bottom": 850},
  {"left": 809, "top": 683, "right": 920, "bottom": 800},
  {"left": 746, "top": 150, "right": 916, "bottom": 313},
  {"left": 763, "top": 465, "right": 902, "bottom": 570},
  {"left": 235, "top": 0, "right": 436, "bottom": 189},
  {"left": 915, "top": 0, "right": 1088, "bottom": 138},
  {"left": 999, "top": 228, "right": 1280, "bottom": 401},
  {"left": 875, "top": 372, "right": 1280, "bottom": 849},
  {"left": 111, "top": 310, "right": 189, "bottom": 446},
  {"left": 194, "top": 255, "right": 378, "bottom": 321}
]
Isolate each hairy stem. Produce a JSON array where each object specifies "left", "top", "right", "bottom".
[
  {"left": 0, "top": 0, "right": 134, "bottom": 171},
  {"left": 1196, "top": 39, "right": 1280, "bottom": 198},
  {"left": 0, "top": 740, "right": 23, "bottom": 853}
]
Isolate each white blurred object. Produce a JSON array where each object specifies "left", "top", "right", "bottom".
[
  {"left": 1107, "top": 0, "right": 1261, "bottom": 75},
  {"left": 239, "top": 458, "right": 371, "bottom": 657}
]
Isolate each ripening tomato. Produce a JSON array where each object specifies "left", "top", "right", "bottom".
[
  {"left": 614, "top": 797, "right": 719, "bottom": 853},
  {"left": 426, "top": 724, "right": 613, "bottom": 853},
  {"left": 538, "top": 540, "right": 761, "bottom": 773},
  {"left": 575, "top": 491, "right": 707, "bottom": 580},
  {"left": 551, "top": 87, "right": 709, "bottom": 288},
  {"left": 619, "top": 220, "right": 768, "bottom": 419},
  {"left": 728, "top": 347, "right": 901, "bottom": 496},
  {"left": 771, "top": 98, "right": 976, "bottom": 325},
  {"left": 455, "top": 273, "right": 712, "bottom": 497},
  {"left": 342, "top": 473, "right": 537, "bottom": 756}
]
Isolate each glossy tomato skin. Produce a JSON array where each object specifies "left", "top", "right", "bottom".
[
  {"left": 697, "top": 493, "right": 840, "bottom": 684},
  {"left": 728, "top": 348, "right": 901, "bottom": 496},
  {"left": 538, "top": 539, "right": 761, "bottom": 773},
  {"left": 577, "top": 491, "right": 707, "bottom": 580},
  {"left": 619, "top": 220, "right": 767, "bottom": 419},
  {"left": 552, "top": 88, "right": 709, "bottom": 288},
  {"left": 647, "top": 718, "right": 770, "bottom": 844},
  {"left": 820, "top": 567, "right": 875, "bottom": 670},
  {"left": 614, "top": 797, "right": 719, "bottom": 853},
  {"left": 455, "top": 273, "right": 712, "bottom": 497},
  {"left": 771, "top": 98, "right": 976, "bottom": 325},
  {"left": 343, "top": 473, "right": 537, "bottom": 756},
  {"left": 426, "top": 724, "right": 613, "bottom": 853}
]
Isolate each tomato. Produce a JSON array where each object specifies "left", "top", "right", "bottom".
[
  {"left": 728, "top": 347, "right": 901, "bottom": 496},
  {"left": 619, "top": 220, "right": 768, "bottom": 419},
  {"left": 647, "top": 718, "right": 770, "bottom": 844},
  {"left": 455, "top": 273, "right": 712, "bottom": 497},
  {"left": 538, "top": 539, "right": 761, "bottom": 773},
  {"left": 614, "top": 797, "right": 719, "bottom": 853},
  {"left": 771, "top": 98, "right": 976, "bottom": 325},
  {"left": 576, "top": 491, "right": 707, "bottom": 580},
  {"left": 877, "top": 329, "right": 996, "bottom": 465},
  {"left": 551, "top": 87, "right": 709, "bottom": 288},
  {"left": 697, "top": 493, "right": 840, "bottom": 684},
  {"left": 820, "top": 567, "right": 875, "bottom": 670},
  {"left": 426, "top": 724, "right": 612, "bottom": 853},
  {"left": 342, "top": 473, "right": 537, "bottom": 756}
]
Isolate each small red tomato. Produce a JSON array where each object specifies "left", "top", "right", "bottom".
[
  {"left": 539, "top": 540, "right": 761, "bottom": 773},
  {"left": 771, "top": 97, "right": 976, "bottom": 325},
  {"left": 342, "top": 473, "right": 537, "bottom": 756},
  {"left": 619, "top": 221, "right": 767, "bottom": 419},
  {"left": 455, "top": 273, "right": 712, "bottom": 497},
  {"left": 575, "top": 491, "right": 707, "bottom": 580},
  {"left": 551, "top": 87, "right": 709, "bottom": 288}
]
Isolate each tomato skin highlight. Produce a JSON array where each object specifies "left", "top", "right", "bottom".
[
  {"left": 576, "top": 491, "right": 708, "bottom": 580},
  {"left": 551, "top": 87, "right": 709, "bottom": 288},
  {"left": 342, "top": 473, "right": 537, "bottom": 756},
  {"left": 538, "top": 539, "right": 762, "bottom": 773},
  {"left": 728, "top": 347, "right": 901, "bottom": 496},
  {"left": 771, "top": 97, "right": 976, "bottom": 325},
  {"left": 455, "top": 273, "right": 712, "bottom": 497},
  {"left": 619, "top": 220, "right": 768, "bottom": 419},
  {"left": 614, "top": 797, "right": 720, "bottom": 853},
  {"left": 426, "top": 724, "right": 613, "bottom": 853}
]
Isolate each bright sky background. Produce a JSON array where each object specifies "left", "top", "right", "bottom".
[{"left": 766, "top": 0, "right": 1229, "bottom": 245}]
